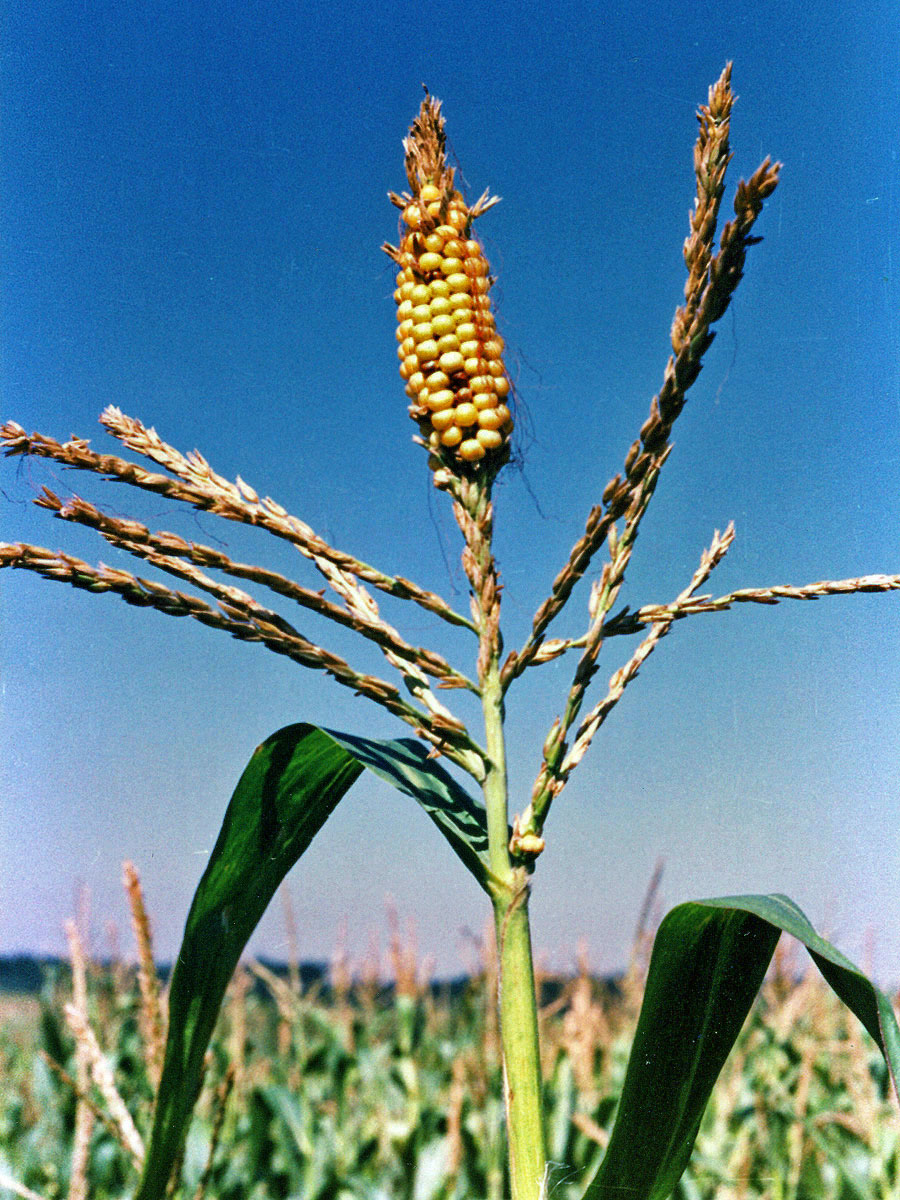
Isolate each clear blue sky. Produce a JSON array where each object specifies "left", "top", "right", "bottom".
[{"left": 3, "top": 0, "right": 898, "bottom": 982}]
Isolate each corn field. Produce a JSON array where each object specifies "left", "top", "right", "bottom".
[{"left": 2, "top": 907, "right": 897, "bottom": 1200}]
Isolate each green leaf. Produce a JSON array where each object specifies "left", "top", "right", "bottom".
[
  {"left": 134, "top": 722, "right": 488, "bottom": 1200},
  {"left": 583, "top": 892, "right": 900, "bottom": 1200},
  {"left": 323, "top": 727, "right": 492, "bottom": 884}
]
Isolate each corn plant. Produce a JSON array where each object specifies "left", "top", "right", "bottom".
[{"left": 2, "top": 66, "right": 898, "bottom": 1200}]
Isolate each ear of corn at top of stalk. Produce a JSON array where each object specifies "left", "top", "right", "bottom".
[{"left": 383, "top": 95, "right": 514, "bottom": 479}]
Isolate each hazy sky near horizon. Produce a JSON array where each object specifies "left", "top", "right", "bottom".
[{"left": 3, "top": 0, "right": 899, "bottom": 983}]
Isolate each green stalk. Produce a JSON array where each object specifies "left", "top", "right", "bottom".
[
  {"left": 482, "top": 663, "right": 547, "bottom": 1200},
  {"left": 493, "top": 884, "right": 546, "bottom": 1200},
  {"left": 454, "top": 468, "right": 547, "bottom": 1199}
]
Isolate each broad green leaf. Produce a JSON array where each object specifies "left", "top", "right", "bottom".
[
  {"left": 583, "top": 892, "right": 900, "bottom": 1200},
  {"left": 323, "top": 727, "right": 491, "bottom": 884},
  {"left": 134, "top": 722, "right": 488, "bottom": 1200}
]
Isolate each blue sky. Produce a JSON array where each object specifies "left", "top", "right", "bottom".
[{"left": 3, "top": 0, "right": 898, "bottom": 982}]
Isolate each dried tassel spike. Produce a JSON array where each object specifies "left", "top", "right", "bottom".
[
  {"left": 122, "top": 861, "right": 166, "bottom": 1091},
  {"left": 65, "top": 920, "right": 93, "bottom": 1200},
  {"left": 63, "top": 1001, "right": 145, "bottom": 1169}
]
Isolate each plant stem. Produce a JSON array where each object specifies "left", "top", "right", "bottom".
[
  {"left": 482, "top": 667, "right": 513, "bottom": 882},
  {"left": 493, "top": 883, "right": 546, "bottom": 1200},
  {"left": 453, "top": 470, "right": 547, "bottom": 1199},
  {"left": 482, "top": 663, "right": 547, "bottom": 1200}
]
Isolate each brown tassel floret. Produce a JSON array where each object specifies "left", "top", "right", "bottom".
[{"left": 384, "top": 96, "right": 513, "bottom": 471}]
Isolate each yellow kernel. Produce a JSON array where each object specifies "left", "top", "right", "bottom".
[
  {"left": 432, "top": 410, "right": 458, "bottom": 434},
  {"left": 411, "top": 322, "right": 434, "bottom": 344},
  {"left": 496, "top": 404, "right": 512, "bottom": 426},
  {"left": 395, "top": 322, "right": 411, "bottom": 342},
  {"left": 474, "top": 391, "right": 498, "bottom": 411},
  {"left": 476, "top": 428, "right": 503, "bottom": 450},
  {"left": 459, "top": 438, "right": 486, "bottom": 461},
  {"left": 431, "top": 313, "right": 456, "bottom": 337},
  {"left": 411, "top": 304, "right": 432, "bottom": 323},
  {"left": 477, "top": 407, "right": 504, "bottom": 429},
  {"left": 464, "top": 258, "right": 488, "bottom": 279},
  {"left": 439, "top": 424, "right": 463, "bottom": 446},
  {"left": 407, "top": 370, "right": 426, "bottom": 393},
  {"left": 410, "top": 284, "right": 431, "bottom": 305},
  {"left": 393, "top": 288, "right": 403, "bottom": 304},
  {"left": 447, "top": 207, "right": 468, "bottom": 232},
  {"left": 482, "top": 339, "right": 503, "bottom": 359},
  {"left": 403, "top": 204, "right": 423, "bottom": 229},
  {"left": 463, "top": 357, "right": 483, "bottom": 376},
  {"left": 458, "top": 339, "right": 481, "bottom": 358},
  {"left": 400, "top": 281, "right": 417, "bottom": 301},
  {"left": 429, "top": 296, "right": 453, "bottom": 317},
  {"left": 436, "top": 333, "right": 460, "bottom": 355},
  {"left": 454, "top": 322, "right": 477, "bottom": 341},
  {"left": 470, "top": 376, "right": 493, "bottom": 393},
  {"left": 451, "top": 306, "right": 474, "bottom": 327},
  {"left": 418, "top": 252, "right": 443, "bottom": 273},
  {"left": 431, "top": 410, "right": 457, "bottom": 432},
  {"left": 445, "top": 273, "right": 471, "bottom": 293},
  {"left": 463, "top": 240, "right": 481, "bottom": 257},
  {"left": 488, "top": 360, "right": 505, "bottom": 376},
  {"left": 399, "top": 361, "right": 412, "bottom": 380},
  {"left": 423, "top": 232, "right": 446, "bottom": 254},
  {"left": 427, "top": 389, "right": 455, "bottom": 411},
  {"left": 455, "top": 403, "right": 478, "bottom": 426},
  {"left": 429, "top": 278, "right": 451, "bottom": 299},
  {"left": 420, "top": 183, "right": 442, "bottom": 203},
  {"left": 403, "top": 354, "right": 419, "bottom": 375},
  {"left": 443, "top": 238, "right": 466, "bottom": 258},
  {"left": 494, "top": 375, "right": 510, "bottom": 397},
  {"left": 449, "top": 291, "right": 473, "bottom": 310},
  {"left": 440, "top": 257, "right": 464, "bottom": 276},
  {"left": 438, "top": 350, "right": 465, "bottom": 373},
  {"left": 416, "top": 340, "right": 440, "bottom": 362},
  {"left": 426, "top": 200, "right": 442, "bottom": 217},
  {"left": 397, "top": 299, "right": 414, "bottom": 321},
  {"left": 471, "top": 277, "right": 491, "bottom": 295},
  {"left": 398, "top": 337, "right": 415, "bottom": 357},
  {"left": 425, "top": 370, "right": 450, "bottom": 390},
  {"left": 434, "top": 224, "right": 457, "bottom": 240}
]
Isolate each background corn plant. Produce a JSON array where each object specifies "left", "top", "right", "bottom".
[{"left": 1, "top": 902, "right": 898, "bottom": 1200}]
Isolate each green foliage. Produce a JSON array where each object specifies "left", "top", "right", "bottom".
[
  {"left": 125, "top": 725, "right": 899, "bottom": 1200},
  {"left": 1, "top": 957, "right": 898, "bottom": 1200},
  {"left": 584, "top": 895, "right": 900, "bottom": 1199},
  {"left": 322, "top": 728, "right": 492, "bottom": 887},
  {"left": 135, "top": 723, "right": 490, "bottom": 1200}
]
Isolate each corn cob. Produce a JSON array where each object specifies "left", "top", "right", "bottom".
[{"left": 384, "top": 97, "right": 514, "bottom": 472}]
